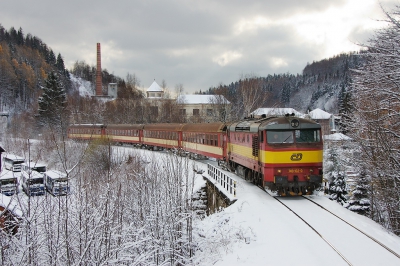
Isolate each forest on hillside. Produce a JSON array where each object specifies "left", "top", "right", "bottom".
[
  {"left": 0, "top": 25, "right": 70, "bottom": 112},
  {"left": 203, "top": 52, "right": 363, "bottom": 115}
]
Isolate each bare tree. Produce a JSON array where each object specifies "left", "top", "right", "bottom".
[
  {"left": 238, "top": 74, "right": 270, "bottom": 119},
  {"left": 347, "top": 5, "right": 400, "bottom": 235}
]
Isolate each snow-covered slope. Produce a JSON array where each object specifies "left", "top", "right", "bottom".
[{"left": 70, "top": 74, "right": 94, "bottom": 97}]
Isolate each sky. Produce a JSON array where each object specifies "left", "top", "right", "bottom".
[{"left": 1, "top": 0, "right": 398, "bottom": 93}]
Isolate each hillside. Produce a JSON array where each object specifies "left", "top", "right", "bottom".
[{"left": 206, "top": 52, "right": 363, "bottom": 115}]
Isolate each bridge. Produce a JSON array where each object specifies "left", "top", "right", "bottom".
[{"left": 194, "top": 163, "right": 237, "bottom": 215}]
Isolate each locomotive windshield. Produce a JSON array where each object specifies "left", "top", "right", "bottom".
[
  {"left": 267, "top": 129, "right": 321, "bottom": 144},
  {"left": 295, "top": 129, "right": 321, "bottom": 143},
  {"left": 267, "top": 131, "right": 294, "bottom": 143}
]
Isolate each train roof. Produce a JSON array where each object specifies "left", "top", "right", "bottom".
[
  {"left": 229, "top": 116, "right": 277, "bottom": 132},
  {"left": 181, "top": 122, "right": 227, "bottom": 133},
  {"left": 106, "top": 124, "right": 144, "bottom": 130},
  {"left": 143, "top": 123, "right": 185, "bottom": 131},
  {"left": 259, "top": 116, "right": 320, "bottom": 130},
  {"left": 229, "top": 116, "right": 320, "bottom": 132}
]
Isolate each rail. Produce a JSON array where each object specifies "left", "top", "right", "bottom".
[{"left": 207, "top": 163, "right": 236, "bottom": 197}]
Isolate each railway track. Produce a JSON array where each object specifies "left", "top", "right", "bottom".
[
  {"left": 266, "top": 191, "right": 400, "bottom": 265},
  {"left": 302, "top": 195, "right": 400, "bottom": 260}
]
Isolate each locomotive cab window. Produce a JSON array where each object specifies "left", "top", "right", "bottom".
[
  {"left": 267, "top": 131, "right": 293, "bottom": 144},
  {"left": 295, "top": 129, "right": 321, "bottom": 143}
]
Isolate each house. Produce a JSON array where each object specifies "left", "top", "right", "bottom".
[
  {"left": 307, "top": 108, "right": 339, "bottom": 136},
  {"left": 176, "top": 94, "right": 231, "bottom": 122}
]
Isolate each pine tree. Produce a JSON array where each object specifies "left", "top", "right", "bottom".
[
  {"left": 346, "top": 170, "right": 370, "bottom": 216},
  {"left": 56, "top": 53, "right": 65, "bottom": 74},
  {"left": 325, "top": 146, "right": 348, "bottom": 205},
  {"left": 329, "top": 172, "right": 347, "bottom": 205},
  {"left": 38, "top": 71, "right": 67, "bottom": 127}
]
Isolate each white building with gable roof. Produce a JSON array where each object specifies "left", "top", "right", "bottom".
[
  {"left": 146, "top": 80, "right": 164, "bottom": 98},
  {"left": 307, "top": 108, "right": 339, "bottom": 135}
]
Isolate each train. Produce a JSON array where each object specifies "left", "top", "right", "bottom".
[{"left": 67, "top": 114, "right": 323, "bottom": 196}]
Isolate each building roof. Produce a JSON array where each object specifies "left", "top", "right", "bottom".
[
  {"left": 308, "top": 108, "right": 332, "bottom": 119},
  {"left": 177, "top": 94, "right": 230, "bottom": 104},
  {"left": 251, "top": 108, "right": 303, "bottom": 117},
  {"left": 323, "top": 133, "right": 352, "bottom": 141},
  {"left": 146, "top": 80, "right": 163, "bottom": 92}
]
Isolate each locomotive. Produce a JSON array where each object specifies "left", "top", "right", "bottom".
[{"left": 68, "top": 115, "right": 323, "bottom": 196}]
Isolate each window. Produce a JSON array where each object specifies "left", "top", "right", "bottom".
[
  {"left": 193, "top": 109, "right": 200, "bottom": 116},
  {"left": 267, "top": 131, "right": 294, "bottom": 144},
  {"left": 179, "top": 109, "right": 186, "bottom": 115},
  {"left": 207, "top": 109, "right": 213, "bottom": 116},
  {"left": 295, "top": 129, "right": 321, "bottom": 143}
]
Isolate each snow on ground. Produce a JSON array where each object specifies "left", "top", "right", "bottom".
[
  {"left": 2, "top": 143, "right": 400, "bottom": 265},
  {"left": 193, "top": 159, "right": 400, "bottom": 266}
]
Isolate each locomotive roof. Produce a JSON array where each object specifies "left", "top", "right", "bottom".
[
  {"left": 229, "top": 116, "right": 320, "bottom": 132},
  {"left": 229, "top": 116, "right": 277, "bottom": 132},
  {"left": 259, "top": 116, "right": 321, "bottom": 130},
  {"left": 181, "top": 122, "right": 227, "bottom": 133},
  {"left": 143, "top": 123, "right": 185, "bottom": 131}
]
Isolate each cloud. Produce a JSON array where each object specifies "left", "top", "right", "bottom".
[
  {"left": 213, "top": 51, "right": 243, "bottom": 66},
  {"left": 1, "top": 0, "right": 398, "bottom": 92}
]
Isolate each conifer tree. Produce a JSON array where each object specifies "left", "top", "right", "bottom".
[
  {"left": 325, "top": 146, "right": 347, "bottom": 205},
  {"left": 346, "top": 170, "right": 370, "bottom": 216},
  {"left": 38, "top": 71, "right": 67, "bottom": 128},
  {"left": 329, "top": 172, "right": 347, "bottom": 205}
]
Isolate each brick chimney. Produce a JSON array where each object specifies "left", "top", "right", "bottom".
[{"left": 96, "top": 43, "right": 102, "bottom": 96}]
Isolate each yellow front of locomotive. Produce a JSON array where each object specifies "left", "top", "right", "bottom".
[{"left": 259, "top": 116, "right": 323, "bottom": 196}]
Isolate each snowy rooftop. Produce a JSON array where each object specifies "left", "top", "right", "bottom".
[
  {"left": 308, "top": 108, "right": 332, "bottom": 119},
  {"left": 0, "top": 194, "right": 22, "bottom": 217},
  {"left": 3, "top": 153, "right": 25, "bottom": 161},
  {"left": 177, "top": 94, "right": 230, "bottom": 104},
  {"left": 251, "top": 108, "right": 303, "bottom": 117},
  {"left": 323, "top": 133, "right": 352, "bottom": 141},
  {"left": 0, "top": 170, "right": 18, "bottom": 180},
  {"left": 46, "top": 169, "right": 67, "bottom": 179},
  {"left": 146, "top": 80, "right": 163, "bottom": 92}
]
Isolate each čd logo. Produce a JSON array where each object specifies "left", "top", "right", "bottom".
[{"left": 290, "top": 153, "right": 303, "bottom": 161}]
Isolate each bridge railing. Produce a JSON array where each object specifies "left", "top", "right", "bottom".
[{"left": 207, "top": 163, "right": 236, "bottom": 197}]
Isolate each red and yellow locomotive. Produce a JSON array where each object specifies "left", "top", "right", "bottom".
[
  {"left": 227, "top": 115, "right": 323, "bottom": 196},
  {"left": 67, "top": 115, "right": 323, "bottom": 196}
]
